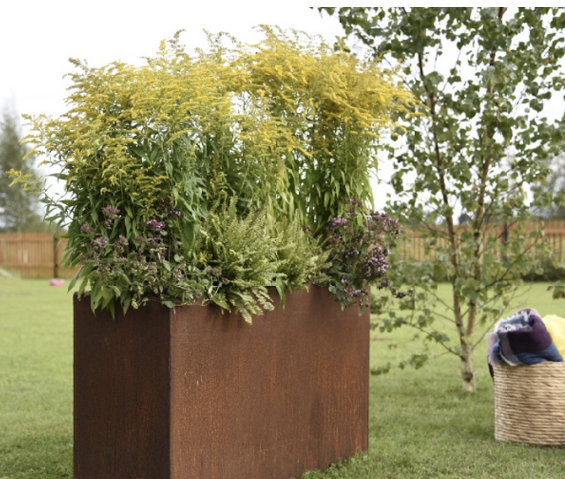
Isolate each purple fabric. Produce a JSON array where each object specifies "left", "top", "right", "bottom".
[
  {"left": 490, "top": 308, "right": 563, "bottom": 367},
  {"left": 497, "top": 309, "right": 551, "bottom": 354}
]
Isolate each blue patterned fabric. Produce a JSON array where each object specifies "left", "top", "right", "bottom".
[{"left": 490, "top": 309, "right": 563, "bottom": 366}]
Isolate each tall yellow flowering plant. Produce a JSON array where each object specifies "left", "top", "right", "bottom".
[{"left": 23, "top": 28, "right": 414, "bottom": 318}]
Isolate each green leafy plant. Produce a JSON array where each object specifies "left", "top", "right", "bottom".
[
  {"left": 70, "top": 201, "right": 204, "bottom": 315},
  {"left": 21, "top": 29, "right": 411, "bottom": 318},
  {"left": 272, "top": 217, "right": 329, "bottom": 295},
  {"left": 193, "top": 201, "right": 280, "bottom": 323}
]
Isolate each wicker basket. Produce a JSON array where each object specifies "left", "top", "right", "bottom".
[{"left": 492, "top": 362, "right": 565, "bottom": 446}]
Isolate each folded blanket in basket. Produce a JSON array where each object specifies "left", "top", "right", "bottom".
[{"left": 490, "top": 309, "right": 563, "bottom": 366}]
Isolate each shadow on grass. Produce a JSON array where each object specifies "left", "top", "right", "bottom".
[{"left": 0, "top": 431, "right": 72, "bottom": 479}]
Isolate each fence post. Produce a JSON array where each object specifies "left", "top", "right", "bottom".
[{"left": 53, "top": 235, "right": 59, "bottom": 278}]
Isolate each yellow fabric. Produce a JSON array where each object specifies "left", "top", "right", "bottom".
[{"left": 543, "top": 314, "right": 565, "bottom": 358}]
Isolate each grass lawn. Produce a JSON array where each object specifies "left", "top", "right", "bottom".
[
  {"left": 0, "top": 279, "right": 73, "bottom": 479},
  {"left": 1, "top": 279, "right": 565, "bottom": 478}
]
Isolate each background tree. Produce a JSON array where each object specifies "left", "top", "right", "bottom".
[
  {"left": 322, "top": 7, "right": 565, "bottom": 392},
  {"left": 0, "top": 106, "right": 46, "bottom": 232},
  {"left": 533, "top": 150, "right": 565, "bottom": 220}
]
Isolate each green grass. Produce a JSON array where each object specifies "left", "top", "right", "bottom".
[
  {"left": 1, "top": 279, "right": 564, "bottom": 478},
  {"left": 305, "top": 283, "right": 565, "bottom": 479},
  {"left": 0, "top": 279, "right": 73, "bottom": 479}
]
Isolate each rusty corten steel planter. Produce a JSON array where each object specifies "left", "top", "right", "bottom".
[{"left": 74, "top": 286, "right": 369, "bottom": 479}]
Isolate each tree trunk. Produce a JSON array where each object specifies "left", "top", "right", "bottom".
[
  {"left": 459, "top": 337, "right": 475, "bottom": 393},
  {"left": 453, "top": 291, "right": 476, "bottom": 393}
]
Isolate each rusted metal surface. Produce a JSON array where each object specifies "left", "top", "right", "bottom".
[
  {"left": 74, "top": 298, "right": 171, "bottom": 479},
  {"left": 74, "top": 286, "right": 369, "bottom": 479}
]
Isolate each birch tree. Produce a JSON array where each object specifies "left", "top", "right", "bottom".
[{"left": 322, "top": 7, "right": 565, "bottom": 392}]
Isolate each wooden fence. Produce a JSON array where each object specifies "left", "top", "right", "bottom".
[
  {"left": 0, "top": 233, "right": 76, "bottom": 278},
  {"left": 1, "top": 220, "right": 565, "bottom": 278},
  {"left": 395, "top": 220, "right": 565, "bottom": 263}
]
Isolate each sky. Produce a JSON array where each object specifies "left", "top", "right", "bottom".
[{"left": 0, "top": 1, "right": 344, "bottom": 120}]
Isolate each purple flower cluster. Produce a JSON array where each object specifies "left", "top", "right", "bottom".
[
  {"left": 74, "top": 200, "right": 208, "bottom": 311},
  {"left": 365, "top": 246, "right": 389, "bottom": 276},
  {"left": 101, "top": 205, "right": 121, "bottom": 229},
  {"left": 91, "top": 235, "right": 108, "bottom": 251},
  {"left": 144, "top": 198, "right": 183, "bottom": 231},
  {"left": 80, "top": 222, "right": 95, "bottom": 234},
  {"left": 102, "top": 205, "right": 121, "bottom": 219},
  {"left": 328, "top": 216, "right": 349, "bottom": 229},
  {"left": 159, "top": 197, "right": 181, "bottom": 219},
  {"left": 80, "top": 203, "right": 178, "bottom": 265},
  {"left": 146, "top": 219, "right": 166, "bottom": 230},
  {"left": 205, "top": 266, "right": 231, "bottom": 286},
  {"left": 325, "top": 199, "right": 399, "bottom": 310},
  {"left": 114, "top": 235, "right": 128, "bottom": 254}
]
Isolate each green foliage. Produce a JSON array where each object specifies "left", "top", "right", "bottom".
[
  {"left": 552, "top": 283, "right": 565, "bottom": 300},
  {"left": 23, "top": 29, "right": 410, "bottom": 318},
  {"left": 193, "top": 201, "right": 280, "bottom": 323},
  {"left": 232, "top": 27, "right": 415, "bottom": 235},
  {"left": 325, "top": 7, "right": 565, "bottom": 391},
  {"left": 194, "top": 201, "right": 331, "bottom": 322},
  {"left": 271, "top": 217, "right": 329, "bottom": 295},
  {"left": 69, "top": 202, "right": 203, "bottom": 316}
]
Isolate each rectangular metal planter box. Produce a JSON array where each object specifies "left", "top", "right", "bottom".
[{"left": 74, "top": 286, "right": 369, "bottom": 479}]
